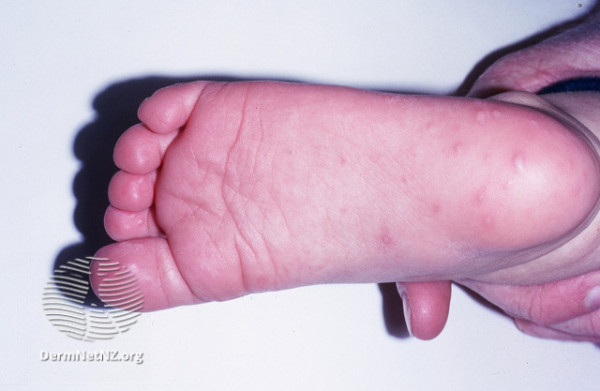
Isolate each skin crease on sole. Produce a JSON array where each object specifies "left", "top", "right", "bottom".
[{"left": 91, "top": 81, "right": 600, "bottom": 312}]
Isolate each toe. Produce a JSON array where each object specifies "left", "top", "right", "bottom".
[
  {"left": 138, "top": 81, "right": 209, "bottom": 134},
  {"left": 114, "top": 124, "right": 179, "bottom": 174},
  {"left": 91, "top": 238, "right": 200, "bottom": 311},
  {"left": 104, "top": 205, "right": 161, "bottom": 241},
  {"left": 108, "top": 170, "right": 156, "bottom": 212}
]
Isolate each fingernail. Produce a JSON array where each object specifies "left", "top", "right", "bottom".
[
  {"left": 584, "top": 286, "right": 600, "bottom": 312},
  {"left": 396, "top": 283, "right": 413, "bottom": 337}
]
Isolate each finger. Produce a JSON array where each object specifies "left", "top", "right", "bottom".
[
  {"left": 460, "top": 272, "right": 600, "bottom": 326},
  {"left": 547, "top": 308, "right": 600, "bottom": 341},
  {"left": 468, "top": 11, "right": 600, "bottom": 97},
  {"left": 514, "top": 316, "right": 600, "bottom": 343},
  {"left": 396, "top": 281, "right": 452, "bottom": 340},
  {"left": 513, "top": 318, "right": 598, "bottom": 342}
]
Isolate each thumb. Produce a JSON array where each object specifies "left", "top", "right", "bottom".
[{"left": 396, "top": 281, "right": 452, "bottom": 340}]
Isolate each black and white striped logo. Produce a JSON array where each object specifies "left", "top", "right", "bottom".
[{"left": 43, "top": 257, "right": 143, "bottom": 341}]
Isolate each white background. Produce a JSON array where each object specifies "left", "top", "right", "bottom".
[{"left": 2, "top": 1, "right": 599, "bottom": 390}]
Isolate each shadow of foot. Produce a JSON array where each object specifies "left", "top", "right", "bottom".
[{"left": 379, "top": 283, "right": 410, "bottom": 339}]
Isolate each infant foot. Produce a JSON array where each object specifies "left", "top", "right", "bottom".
[{"left": 92, "top": 81, "right": 600, "bottom": 311}]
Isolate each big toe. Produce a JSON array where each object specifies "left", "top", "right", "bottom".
[{"left": 91, "top": 238, "right": 199, "bottom": 312}]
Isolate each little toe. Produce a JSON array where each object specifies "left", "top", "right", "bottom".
[
  {"left": 108, "top": 170, "right": 156, "bottom": 212},
  {"left": 91, "top": 238, "right": 200, "bottom": 311},
  {"left": 138, "top": 81, "right": 209, "bottom": 134},
  {"left": 104, "top": 205, "right": 161, "bottom": 241},
  {"left": 114, "top": 124, "right": 179, "bottom": 174}
]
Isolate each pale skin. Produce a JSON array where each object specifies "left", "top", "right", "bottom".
[{"left": 93, "top": 10, "right": 600, "bottom": 342}]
